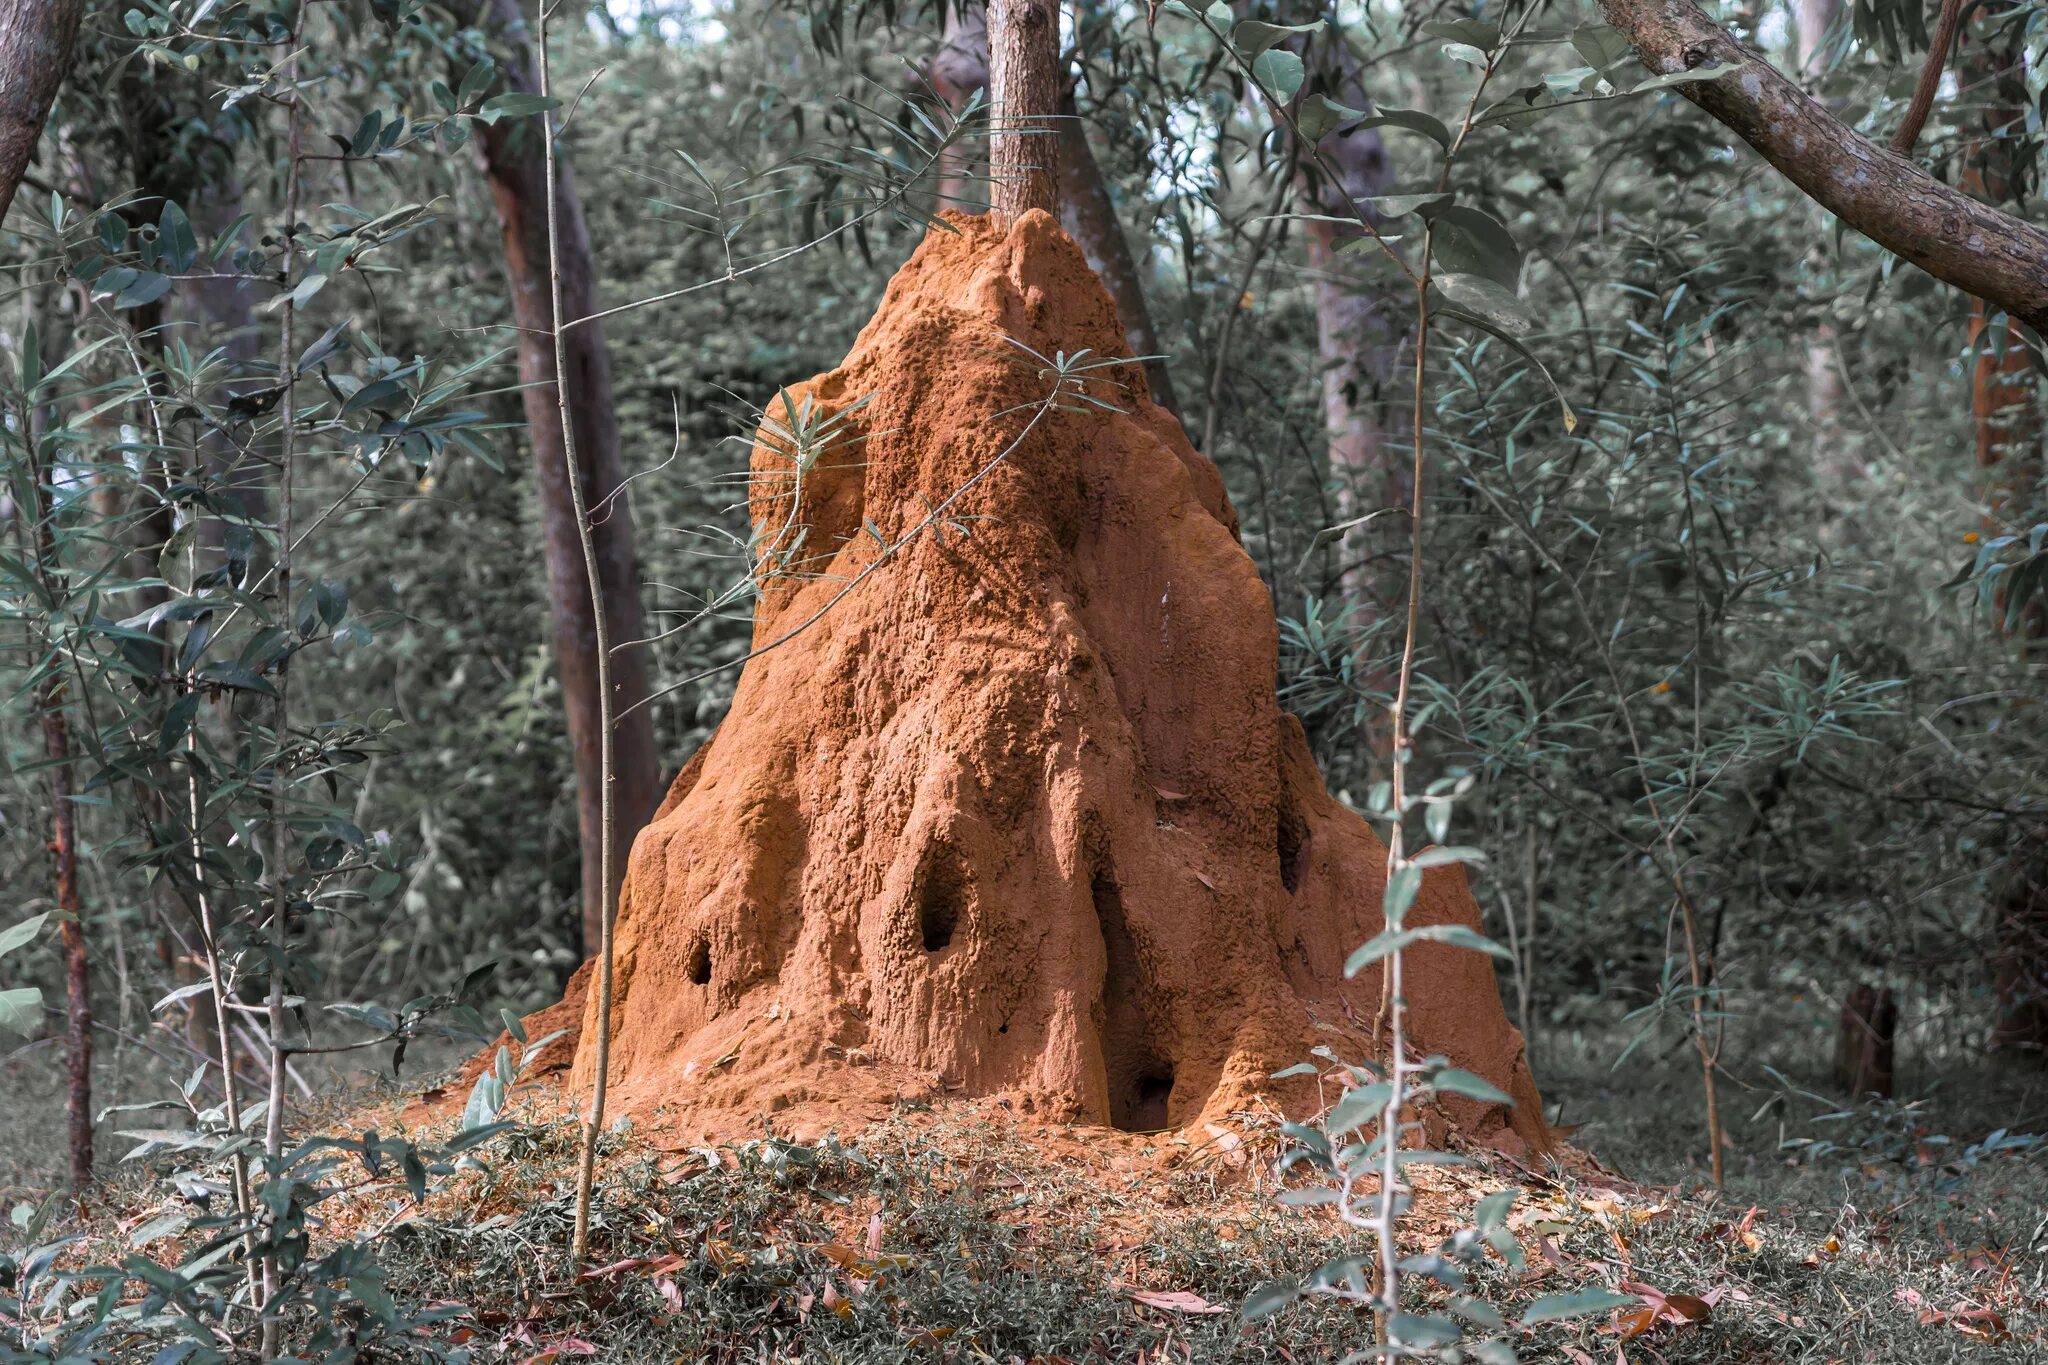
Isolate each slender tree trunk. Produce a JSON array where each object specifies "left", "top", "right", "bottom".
[
  {"left": 987, "top": 0, "right": 1059, "bottom": 223},
  {"left": 40, "top": 680, "right": 91, "bottom": 1192},
  {"left": 25, "top": 403, "right": 92, "bottom": 1192},
  {"left": 472, "top": 0, "right": 660, "bottom": 952},
  {"left": 1834, "top": 984, "right": 1897, "bottom": 1096},
  {"left": 1055, "top": 87, "right": 1179, "bottom": 416},
  {"left": 1795, "top": 0, "right": 1863, "bottom": 496},
  {"left": 929, "top": 3, "right": 986, "bottom": 209},
  {"left": 1292, "top": 28, "right": 1404, "bottom": 615},
  {"left": 0, "top": 0, "right": 85, "bottom": 225},
  {"left": 1974, "top": 290, "right": 2047, "bottom": 1056},
  {"left": 1950, "top": 17, "right": 2048, "bottom": 1055}
]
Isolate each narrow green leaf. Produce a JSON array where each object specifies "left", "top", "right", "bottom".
[
  {"left": 1354, "top": 108, "right": 1453, "bottom": 149},
  {"left": 1520, "top": 1289, "right": 1638, "bottom": 1325},
  {"left": 477, "top": 93, "right": 560, "bottom": 125},
  {"left": 0, "top": 912, "right": 48, "bottom": 958},
  {"left": 1428, "top": 1068, "right": 1514, "bottom": 1105}
]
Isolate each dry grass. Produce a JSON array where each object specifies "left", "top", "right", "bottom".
[{"left": 8, "top": 1019, "right": 2045, "bottom": 1363}]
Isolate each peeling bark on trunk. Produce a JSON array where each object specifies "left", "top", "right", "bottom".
[
  {"left": 0, "top": 0, "right": 84, "bottom": 225},
  {"left": 472, "top": 0, "right": 661, "bottom": 952},
  {"left": 987, "top": 0, "right": 1058, "bottom": 223}
]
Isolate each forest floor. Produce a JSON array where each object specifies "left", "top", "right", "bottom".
[{"left": 6, "top": 1016, "right": 2045, "bottom": 1363}]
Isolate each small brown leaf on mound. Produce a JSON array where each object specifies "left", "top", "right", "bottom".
[
  {"left": 818, "top": 1243, "right": 865, "bottom": 1271},
  {"left": 1665, "top": 1293, "right": 1713, "bottom": 1321},
  {"left": 1803, "top": 1234, "right": 1842, "bottom": 1266},
  {"left": 1951, "top": 1307, "right": 2012, "bottom": 1343},
  {"left": 1611, "top": 1281, "right": 1713, "bottom": 1337}
]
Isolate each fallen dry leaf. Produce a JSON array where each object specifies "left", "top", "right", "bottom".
[{"left": 1124, "top": 1287, "right": 1228, "bottom": 1315}]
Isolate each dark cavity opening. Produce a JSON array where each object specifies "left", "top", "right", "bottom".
[
  {"left": 686, "top": 938, "right": 712, "bottom": 986},
  {"left": 1277, "top": 795, "right": 1310, "bottom": 895},
  {"left": 917, "top": 850, "right": 966, "bottom": 954},
  {"left": 1128, "top": 1069, "right": 1176, "bottom": 1133},
  {"left": 1094, "top": 862, "right": 1176, "bottom": 1131}
]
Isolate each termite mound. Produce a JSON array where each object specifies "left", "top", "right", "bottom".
[{"left": 565, "top": 209, "right": 1545, "bottom": 1148}]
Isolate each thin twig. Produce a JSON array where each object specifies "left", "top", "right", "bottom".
[
  {"left": 541, "top": 4, "right": 619, "bottom": 1272},
  {"left": 259, "top": 8, "right": 309, "bottom": 1349}
]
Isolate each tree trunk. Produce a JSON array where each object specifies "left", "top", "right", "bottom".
[
  {"left": 0, "top": 0, "right": 84, "bottom": 225},
  {"left": 987, "top": 0, "right": 1059, "bottom": 223},
  {"left": 1794, "top": 0, "right": 1864, "bottom": 497},
  {"left": 1293, "top": 27, "right": 1403, "bottom": 606},
  {"left": 26, "top": 407, "right": 92, "bottom": 1191},
  {"left": 1834, "top": 984, "right": 1896, "bottom": 1097},
  {"left": 1973, "top": 307, "right": 2048, "bottom": 1058},
  {"left": 1054, "top": 88, "right": 1179, "bottom": 416},
  {"left": 472, "top": 0, "right": 661, "bottom": 952},
  {"left": 1793, "top": 0, "right": 1836, "bottom": 75},
  {"left": 41, "top": 676, "right": 92, "bottom": 1191},
  {"left": 1947, "top": 20, "right": 2048, "bottom": 1056},
  {"left": 928, "top": 3, "right": 986, "bottom": 210}
]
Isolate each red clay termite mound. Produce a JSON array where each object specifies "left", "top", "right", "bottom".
[{"left": 569, "top": 210, "right": 1545, "bottom": 1148}]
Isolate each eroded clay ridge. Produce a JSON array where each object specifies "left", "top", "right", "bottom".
[{"left": 568, "top": 209, "right": 1545, "bottom": 1148}]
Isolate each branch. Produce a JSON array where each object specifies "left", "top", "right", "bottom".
[
  {"left": 0, "top": 0, "right": 87, "bottom": 226},
  {"left": 1890, "top": 0, "right": 1965, "bottom": 157},
  {"left": 1598, "top": 0, "right": 2048, "bottom": 331}
]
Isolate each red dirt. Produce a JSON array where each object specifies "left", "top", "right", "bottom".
[{"left": 565, "top": 209, "right": 1545, "bottom": 1149}]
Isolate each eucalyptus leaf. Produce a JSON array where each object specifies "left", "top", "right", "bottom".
[
  {"left": 1432, "top": 272, "right": 1536, "bottom": 335},
  {"left": 0, "top": 986, "right": 42, "bottom": 1036},
  {"left": 1251, "top": 48, "right": 1305, "bottom": 103},
  {"left": 1353, "top": 108, "right": 1453, "bottom": 150},
  {"left": 1233, "top": 19, "right": 1321, "bottom": 58},
  {"left": 1431, "top": 205, "right": 1523, "bottom": 290},
  {"left": 1296, "top": 93, "right": 1366, "bottom": 142},
  {"left": 1520, "top": 1288, "right": 1638, "bottom": 1324},
  {"left": 0, "top": 912, "right": 48, "bottom": 958}
]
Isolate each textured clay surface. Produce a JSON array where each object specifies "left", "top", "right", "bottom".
[{"left": 565, "top": 210, "right": 1545, "bottom": 1148}]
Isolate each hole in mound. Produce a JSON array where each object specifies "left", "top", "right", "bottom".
[
  {"left": 916, "top": 848, "right": 968, "bottom": 954},
  {"left": 686, "top": 939, "right": 712, "bottom": 986},
  {"left": 1127, "top": 1068, "right": 1176, "bottom": 1133},
  {"left": 1277, "top": 793, "right": 1310, "bottom": 895},
  {"left": 1093, "top": 862, "right": 1176, "bottom": 1132},
  {"left": 921, "top": 894, "right": 957, "bottom": 953}
]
